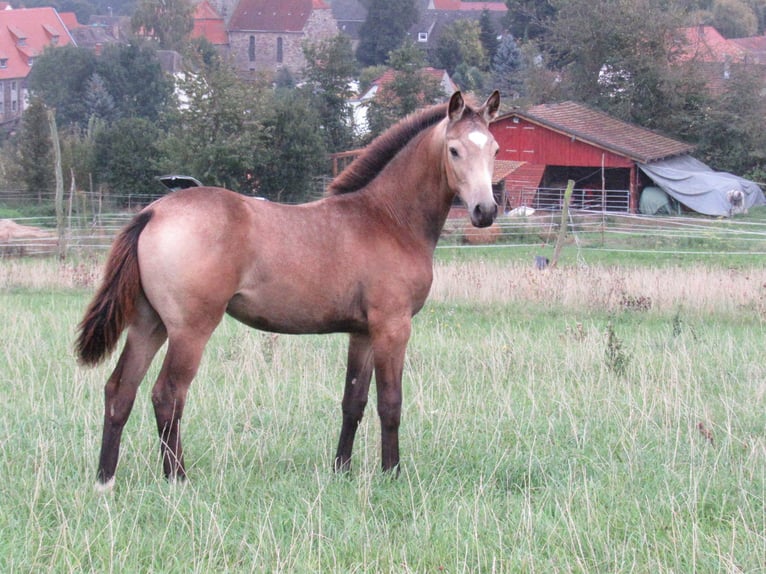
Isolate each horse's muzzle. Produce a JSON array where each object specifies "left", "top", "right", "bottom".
[{"left": 471, "top": 202, "right": 498, "bottom": 228}]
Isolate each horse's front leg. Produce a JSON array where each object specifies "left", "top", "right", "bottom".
[
  {"left": 334, "top": 333, "right": 374, "bottom": 472},
  {"left": 371, "top": 317, "right": 411, "bottom": 473}
]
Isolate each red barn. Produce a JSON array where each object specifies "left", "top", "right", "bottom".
[{"left": 491, "top": 102, "right": 694, "bottom": 213}]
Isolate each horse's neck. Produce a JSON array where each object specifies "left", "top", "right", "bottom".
[{"left": 370, "top": 125, "right": 453, "bottom": 248}]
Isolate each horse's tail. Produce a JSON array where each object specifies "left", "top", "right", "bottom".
[{"left": 76, "top": 210, "right": 153, "bottom": 366}]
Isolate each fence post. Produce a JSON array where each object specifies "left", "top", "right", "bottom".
[
  {"left": 47, "top": 109, "right": 66, "bottom": 260},
  {"left": 551, "top": 180, "right": 574, "bottom": 268}
]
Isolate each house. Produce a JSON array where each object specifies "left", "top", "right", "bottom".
[
  {"left": 0, "top": 6, "right": 76, "bottom": 126},
  {"left": 330, "top": 0, "right": 367, "bottom": 50},
  {"left": 63, "top": 12, "right": 128, "bottom": 55},
  {"left": 227, "top": 0, "right": 338, "bottom": 78},
  {"left": 410, "top": 0, "right": 507, "bottom": 54},
  {"left": 350, "top": 67, "right": 457, "bottom": 135},
  {"left": 192, "top": 0, "right": 229, "bottom": 50},
  {"left": 491, "top": 101, "right": 694, "bottom": 213}
]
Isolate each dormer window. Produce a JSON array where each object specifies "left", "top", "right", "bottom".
[{"left": 0, "top": 58, "right": 7, "bottom": 69}]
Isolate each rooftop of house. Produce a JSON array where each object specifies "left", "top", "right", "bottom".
[
  {"left": 192, "top": 0, "right": 228, "bottom": 45},
  {"left": 228, "top": 0, "right": 330, "bottom": 32},
  {"left": 0, "top": 6, "right": 76, "bottom": 80},
  {"left": 427, "top": 0, "right": 507, "bottom": 11}
]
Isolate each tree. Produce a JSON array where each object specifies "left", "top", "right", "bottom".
[
  {"left": 301, "top": 35, "right": 358, "bottom": 152},
  {"left": 255, "top": 90, "right": 327, "bottom": 202},
  {"left": 27, "top": 45, "right": 97, "bottom": 127},
  {"left": 160, "top": 46, "right": 268, "bottom": 191},
  {"left": 95, "top": 43, "right": 174, "bottom": 122},
  {"left": 695, "top": 68, "right": 766, "bottom": 175},
  {"left": 504, "top": 0, "right": 557, "bottom": 42},
  {"left": 84, "top": 73, "right": 117, "bottom": 122},
  {"left": 131, "top": 0, "right": 195, "bottom": 51},
  {"left": 491, "top": 33, "right": 525, "bottom": 98},
  {"left": 435, "top": 20, "right": 487, "bottom": 75},
  {"left": 544, "top": 0, "right": 691, "bottom": 128},
  {"left": 479, "top": 10, "right": 500, "bottom": 64},
  {"left": 29, "top": 42, "right": 173, "bottom": 127},
  {"left": 17, "top": 98, "right": 53, "bottom": 203},
  {"left": 356, "top": 0, "right": 419, "bottom": 66},
  {"left": 712, "top": 0, "right": 758, "bottom": 37},
  {"left": 95, "top": 117, "right": 163, "bottom": 203},
  {"left": 365, "top": 41, "right": 444, "bottom": 138}
]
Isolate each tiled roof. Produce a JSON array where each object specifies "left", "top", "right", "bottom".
[
  {"left": 513, "top": 101, "right": 694, "bottom": 163},
  {"left": 58, "top": 11, "right": 81, "bottom": 30},
  {"left": 729, "top": 34, "right": 766, "bottom": 64},
  {"left": 674, "top": 26, "right": 746, "bottom": 63},
  {"left": 429, "top": 0, "right": 506, "bottom": 10},
  {"left": 192, "top": 0, "right": 228, "bottom": 45},
  {"left": 0, "top": 7, "right": 75, "bottom": 80},
  {"left": 229, "top": 0, "right": 329, "bottom": 32}
]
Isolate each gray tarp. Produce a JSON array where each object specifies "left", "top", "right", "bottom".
[{"left": 639, "top": 155, "right": 766, "bottom": 217}]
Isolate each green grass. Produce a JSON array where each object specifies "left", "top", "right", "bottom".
[{"left": 0, "top": 268, "right": 764, "bottom": 572}]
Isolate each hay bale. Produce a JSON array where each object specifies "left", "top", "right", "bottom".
[
  {"left": 462, "top": 221, "right": 501, "bottom": 245},
  {"left": 0, "top": 219, "right": 57, "bottom": 256}
]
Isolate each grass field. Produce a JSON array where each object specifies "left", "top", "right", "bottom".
[{"left": 0, "top": 257, "right": 764, "bottom": 572}]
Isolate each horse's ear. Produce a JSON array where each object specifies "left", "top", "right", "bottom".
[
  {"left": 481, "top": 90, "right": 501, "bottom": 122},
  {"left": 448, "top": 91, "right": 465, "bottom": 121}
]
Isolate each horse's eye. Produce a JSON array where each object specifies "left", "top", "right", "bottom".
[{"left": 449, "top": 147, "right": 459, "bottom": 158}]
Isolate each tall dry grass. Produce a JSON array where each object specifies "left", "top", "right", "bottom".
[
  {"left": 432, "top": 260, "right": 766, "bottom": 316},
  {"left": 3, "top": 257, "right": 765, "bottom": 319}
]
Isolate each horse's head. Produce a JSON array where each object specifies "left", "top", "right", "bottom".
[{"left": 444, "top": 90, "right": 500, "bottom": 228}]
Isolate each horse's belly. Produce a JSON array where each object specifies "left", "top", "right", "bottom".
[{"left": 225, "top": 289, "right": 367, "bottom": 335}]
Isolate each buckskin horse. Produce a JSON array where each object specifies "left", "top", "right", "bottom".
[{"left": 76, "top": 90, "right": 501, "bottom": 490}]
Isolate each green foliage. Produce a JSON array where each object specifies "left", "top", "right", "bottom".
[
  {"left": 27, "top": 45, "right": 97, "bottom": 127},
  {"left": 712, "top": 0, "right": 758, "bottom": 36},
  {"left": 365, "top": 42, "right": 445, "bottom": 138},
  {"left": 255, "top": 89, "right": 327, "bottom": 202},
  {"left": 435, "top": 19, "right": 487, "bottom": 75},
  {"left": 96, "top": 42, "right": 175, "bottom": 122},
  {"left": 159, "top": 49, "right": 266, "bottom": 191},
  {"left": 94, "top": 117, "right": 162, "bottom": 203},
  {"left": 131, "top": 0, "right": 195, "bottom": 51},
  {"left": 491, "top": 33, "right": 525, "bottom": 98},
  {"left": 356, "top": 0, "right": 419, "bottom": 66},
  {"left": 695, "top": 72, "right": 766, "bottom": 175},
  {"left": 16, "top": 98, "right": 54, "bottom": 203},
  {"left": 504, "top": 0, "right": 557, "bottom": 41},
  {"left": 28, "top": 43, "right": 173, "bottom": 127},
  {"left": 301, "top": 35, "right": 358, "bottom": 152},
  {"left": 479, "top": 9, "right": 500, "bottom": 63}
]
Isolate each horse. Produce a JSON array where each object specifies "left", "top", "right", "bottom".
[{"left": 76, "top": 90, "right": 500, "bottom": 491}]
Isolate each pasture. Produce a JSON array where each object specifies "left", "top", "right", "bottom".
[{"left": 0, "top": 257, "right": 764, "bottom": 572}]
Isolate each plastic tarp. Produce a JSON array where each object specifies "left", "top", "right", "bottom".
[
  {"left": 639, "top": 186, "right": 681, "bottom": 216},
  {"left": 639, "top": 155, "right": 766, "bottom": 216}
]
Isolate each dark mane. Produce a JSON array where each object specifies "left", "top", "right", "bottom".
[{"left": 328, "top": 102, "right": 449, "bottom": 196}]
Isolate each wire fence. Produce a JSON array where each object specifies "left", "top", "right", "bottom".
[{"left": 2, "top": 189, "right": 766, "bottom": 259}]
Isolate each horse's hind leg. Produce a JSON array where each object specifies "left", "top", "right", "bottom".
[
  {"left": 334, "top": 333, "right": 374, "bottom": 472},
  {"left": 151, "top": 326, "right": 218, "bottom": 481},
  {"left": 97, "top": 297, "right": 167, "bottom": 490}
]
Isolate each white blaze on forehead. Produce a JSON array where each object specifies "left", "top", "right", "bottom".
[{"left": 468, "top": 131, "right": 488, "bottom": 148}]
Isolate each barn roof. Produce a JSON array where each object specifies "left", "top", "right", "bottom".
[
  {"left": 229, "top": 0, "right": 329, "bottom": 32},
  {"left": 504, "top": 101, "right": 694, "bottom": 164}
]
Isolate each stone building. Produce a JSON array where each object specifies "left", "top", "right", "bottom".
[{"left": 227, "top": 0, "right": 338, "bottom": 78}]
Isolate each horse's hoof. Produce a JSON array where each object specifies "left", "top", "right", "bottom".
[{"left": 94, "top": 476, "right": 115, "bottom": 494}]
